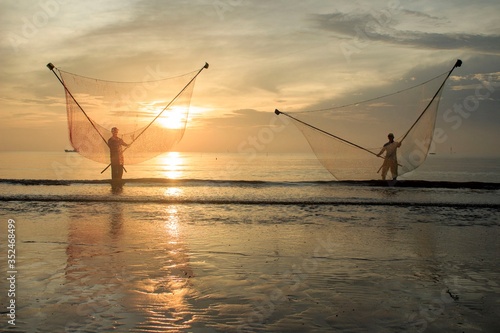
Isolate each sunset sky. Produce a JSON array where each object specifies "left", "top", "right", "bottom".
[{"left": 1, "top": 0, "right": 499, "bottom": 156}]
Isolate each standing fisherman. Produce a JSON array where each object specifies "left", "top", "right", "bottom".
[
  {"left": 108, "top": 127, "right": 129, "bottom": 186},
  {"left": 377, "top": 133, "right": 401, "bottom": 180}
]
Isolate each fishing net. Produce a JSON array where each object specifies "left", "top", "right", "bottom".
[
  {"left": 276, "top": 60, "right": 462, "bottom": 180},
  {"left": 49, "top": 63, "right": 208, "bottom": 165}
]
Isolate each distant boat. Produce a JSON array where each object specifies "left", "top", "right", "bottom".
[{"left": 64, "top": 149, "right": 78, "bottom": 153}]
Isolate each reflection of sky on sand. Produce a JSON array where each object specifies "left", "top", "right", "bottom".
[
  {"left": 131, "top": 204, "right": 193, "bottom": 331},
  {"left": 164, "top": 206, "right": 180, "bottom": 241},
  {"left": 62, "top": 203, "right": 193, "bottom": 332},
  {"left": 2, "top": 199, "right": 499, "bottom": 332}
]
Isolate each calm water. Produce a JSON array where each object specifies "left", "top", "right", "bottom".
[
  {"left": 1, "top": 151, "right": 500, "bottom": 183},
  {"left": 1, "top": 151, "right": 499, "bottom": 206},
  {"left": 0, "top": 151, "right": 499, "bottom": 332}
]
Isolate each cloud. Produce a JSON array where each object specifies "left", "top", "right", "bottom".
[
  {"left": 311, "top": 10, "right": 500, "bottom": 54},
  {"left": 0, "top": 1, "right": 499, "bottom": 155}
]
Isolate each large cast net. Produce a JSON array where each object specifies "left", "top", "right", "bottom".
[
  {"left": 48, "top": 63, "right": 208, "bottom": 165},
  {"left": 276, "top": 60, "right": 462, "bottom": 180}
]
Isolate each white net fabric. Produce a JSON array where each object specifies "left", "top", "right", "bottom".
[
  {"left": 277, "top": 60, "right": 461, "bottom": 180},
  {"left": 53, "top": 64, "right": 207, "bottom": 165}
]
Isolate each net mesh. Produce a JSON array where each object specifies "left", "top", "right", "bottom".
[
  {"left": 281, "top": 70, "right": 452, "bottom": 180},
  {"left": 57, "top": 66, "right": 204, "bottom": 165}
]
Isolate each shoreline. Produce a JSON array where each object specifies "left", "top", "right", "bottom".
[{"left": 1, "top": 178, "right": 500, "bottom": 190}]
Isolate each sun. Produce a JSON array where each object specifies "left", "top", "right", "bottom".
[
  {"left": 142, "top": 104, "right": 210, "bottom": 129},
  {"left": 157, "top": 106, "right": 188, "bottom": 130},
  {"left": 139, "top": 103, "right": 187, "bottom": 130}
]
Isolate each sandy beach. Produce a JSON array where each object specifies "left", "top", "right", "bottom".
[
  {"left": 1, "top": 195, "right": 499, "bottom": 332},
  {"left": 1, "top": 153, "right": 499, "bottom": 332},
  {"left": 2, "top": 0, "right": 500, "bottom": 331}
]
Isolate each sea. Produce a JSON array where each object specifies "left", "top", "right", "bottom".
[{"left": 0, "top": 151, "right": 499, "bottom": 332}]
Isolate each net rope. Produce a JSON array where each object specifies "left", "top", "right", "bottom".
[
  {"left": 53, "top": 64, "right": 207, "bottom": 165},
  {"left": 277, "top": 60, "right": 461, "bottom": 180}
]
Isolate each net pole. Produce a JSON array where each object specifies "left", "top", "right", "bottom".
[
  {"left": 274, "top": 109, "right": 383, "bottom": 159},
  {"left": 125, "top": 62, "right": 209, "bottom": 150},
  {"left": 100, "top": 62, "right": 209, "bottom": 174},
  {"left": 46, "top": 63, "right": 109, "bottom": 147},
  {"left": 400, "top": 59, "right": 462, "bottom": 143}
]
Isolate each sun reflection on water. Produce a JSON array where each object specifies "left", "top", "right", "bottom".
[
  {"left": 160, "top": 151, "right": 184, "bottom": 179},
  {"left": 133, "top": 204, "right": 194, "bottom": 331},
  {"left": 62, "top": 201, "right": 195, "bottom": 331},
  {"left": 165, "top": 206, "right": 180, "bottom": 241},
  {"left": 164, "top": 187, "right": 182, "bottom": 198}
]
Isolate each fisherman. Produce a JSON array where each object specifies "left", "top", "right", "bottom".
[
  {"left": 108, "top": 127, "right": 129, "bottom": 183},
  {"left": 377, "top": 133, "right": 401, "bottom": 180}
]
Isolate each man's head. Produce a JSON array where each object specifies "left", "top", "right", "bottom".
[
  {"left": 111, "top": 127, "right": 119, "bottom": 136},
  {"left": 388, "top": 133, "right": 394, "bottom": 140}
]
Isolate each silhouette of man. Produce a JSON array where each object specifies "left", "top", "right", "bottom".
[
  {"left": 108, "top": 127, "right": 129, "bottom": 182},
  {"left": 377, "top": 133, "right": 401, "bottom": 180}
]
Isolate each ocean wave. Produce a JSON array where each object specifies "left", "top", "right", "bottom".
[
  {"left": 1, "top": 195, "right": 499, "bottom": 208},
  {"left": 1, "top": 178, "right": 500, "bottom": 190}
]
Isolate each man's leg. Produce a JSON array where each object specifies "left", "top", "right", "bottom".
[
  {"left": 381, "top": 164, "right": 388, "bottom": 180},
  {"left": 118, "top": 165, "right": 124, "bottom": 179},
  {"left": 111, "top": 164, "right": 123, "bottom": 180},
  {"left": 390, "top": 161, "right": 398, "bottom": 180}
]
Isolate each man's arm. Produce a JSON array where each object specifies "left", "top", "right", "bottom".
[{"left": 120, "top": 138, "right": 130, "bottom": 147}]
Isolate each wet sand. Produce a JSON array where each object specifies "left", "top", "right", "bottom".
[{"left": 1, "top": 201, "right": 499, "bottom": 332}]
